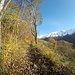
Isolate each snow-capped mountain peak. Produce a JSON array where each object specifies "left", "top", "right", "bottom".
[{"left": 38, "top": 28, "right": 75, "bottom": 38}]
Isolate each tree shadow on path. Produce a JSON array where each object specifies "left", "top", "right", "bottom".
[{"left": 26, "top": 44, "right": 70, "bottom": 75}]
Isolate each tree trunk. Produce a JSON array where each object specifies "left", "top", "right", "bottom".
[
  {"left": 0, "top": 0, "right": 11, "bottom": 51},
  {"left": 0, "top": 0, "right": 5, "bottom": 12},
  {"left": 0, "top": 0, "right": 5, "bottom": 51},
  {"left": 0, "top": 16, "right": 2, "bottom": 51},
  {"left": 34, "top": 22, "right": 37, "bottom": 45}
]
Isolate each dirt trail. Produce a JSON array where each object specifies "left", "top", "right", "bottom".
[
  {"left": 24, "top": 45, "right": 66, "bottom": 75},
  {"left": 7, "top": 44, "right": 72, "bottom": 75}
]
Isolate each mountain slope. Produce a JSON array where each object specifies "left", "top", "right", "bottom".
[{"left": 38, "top": 28, "right": 75, "bottom": 38}]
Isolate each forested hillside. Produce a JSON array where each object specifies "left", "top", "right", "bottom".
[
  {"left": 55, "top": 33, "right": 75, "bottom": 48},
  {"left": 0, "top": 0, "right": 75, "bottom": 75},
  {"left": 43, "top": 32, "right": 75, "bottom": 48}
]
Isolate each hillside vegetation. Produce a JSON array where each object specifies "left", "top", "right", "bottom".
[{"left": 0, "top": 0, "right": 75, "bottom": 75}]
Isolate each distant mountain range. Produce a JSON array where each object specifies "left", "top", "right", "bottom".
[
  {"left": 39, "top": 28, "right": 75, "bottom": 48},
  {"left": 38, "top": 28, "right": 75, "bottom": 38}
]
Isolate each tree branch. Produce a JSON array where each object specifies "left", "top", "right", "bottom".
[
  {"left": 3, "top": 0, "right": 11, "bottom": 11},
  {"left": 0, "top": 0, "right": 5, "bottom": 12},
  {"left": 0, "top": 0, "right": 11, "bottom": 18}
]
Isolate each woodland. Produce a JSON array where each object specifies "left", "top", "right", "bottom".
[{"left": 0, "top": 0, "right": 75, "bottom": 75}]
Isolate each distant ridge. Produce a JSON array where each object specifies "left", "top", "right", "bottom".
[{"left": 38, "top": 28, "right": 75, "bottom": 38}]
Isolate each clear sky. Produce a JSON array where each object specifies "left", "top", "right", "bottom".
[{"left": 38, "top": 0, "right": 75, "bottom": 36}]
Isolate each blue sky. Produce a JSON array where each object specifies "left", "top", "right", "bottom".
[{"left": 38, "top": 0, "right": 75, "bottom": 36}]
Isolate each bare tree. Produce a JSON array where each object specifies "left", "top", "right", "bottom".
[{"left": 25, "top": 0, "right": 43, "bottom": 44}]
